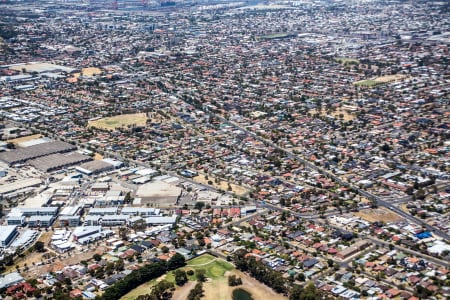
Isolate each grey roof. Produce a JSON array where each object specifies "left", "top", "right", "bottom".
[
  {"left": 19, "top": 207, "right": 59, "bottom": 215},
  {"left": 145, "top": 215, "right": 177, "bottom": 225},
  {"left": 78, "top": 160, "right": 114, "bottom": 173},
  {"left": 29, "top": 215, "right": 55, "bottom": 222},
  {"left": 0, "top": 272, "right": 24, "bottom": 289},
  {"left": 0, "top": 141, "right": 76, "bottom": 164},
  {"left": 29, "top": 152, "right": 92, "bottom": 172}
]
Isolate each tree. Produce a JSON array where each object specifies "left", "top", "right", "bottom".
[
  {"left": 290, "top": 284, "right": 303, "bottom": 300},
  {"left": 119, "top": 227, "right": 129, "bottom": 241},
  {"left": 34, "top": 241, "right": 45, "bottom": 253},
  {"left": 124, "top": 192, "right": 133, "bottom": 203},
  {"left": 196, "top": 269, "right": 206, "bottom": 282},
  {"left": 93, "top": 254, "right": 102, "bottom": 262},
  {"left": 174, "top": 269, "right": 188, "bottom": 286},
  {"left": 194, "top": 201, "right": 205, "bottom": 210},
  {"left": 228, "top": 275, "right": 242, "bottom": 286},
  {"left": 297, "top": 272, "right": 305, "bottom": 281},
  {"left": 151, "top": 280, "right": 175, "bottom": 300},
  {"left": 187, "top": 282, "right": 204, "bottom": 300},
  {"left": 167, "top": 253, "right": 186, "bottom": 270},
  {"left": 133, "top": 219, "right": 147, "bottom": 232},
  {"left": 380, "top": 143, "right": 391, "bottom": 152}
]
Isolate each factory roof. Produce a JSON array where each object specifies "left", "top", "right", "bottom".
[
  {"left": 29, "top": 152, "right": 91, "bottom": 172},
  {"left": 0, "top": 141, "right": 76, "bottom": 164}
]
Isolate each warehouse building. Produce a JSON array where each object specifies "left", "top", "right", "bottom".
[
  {"left": 76, "top": 160, "right": 115, "bottom": 175},
  {"left": 0, "top": 141, "right": 76, "bottom": 165},
  {"left": 29, "top": 152, "right": 92, "bottom": 172},
  {"left": 0, "top": 178, "right": 42, "bottom": 198}
]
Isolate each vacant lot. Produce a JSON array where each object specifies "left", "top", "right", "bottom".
[
  {"left": 193, "top": 174, "right": 249, "bottom": 197},
  {"left": 354, "top": 74, "right": 407, "bottom": 87},
  {"left": 121, "top": 254, "right": 286, "bottom": 300},
  {"left": 7, "top": 134, "right": 43, "bottom": 144},
  {"left": 88, "top": 113, "right": 147, "bottom": 131},
  {"left": 354, "top": 207, "right": 403, "bottom": 223}
]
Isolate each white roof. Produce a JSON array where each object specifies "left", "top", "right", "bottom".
[{"left": 0, "top": 225, "right": 17, "bottom": 242}]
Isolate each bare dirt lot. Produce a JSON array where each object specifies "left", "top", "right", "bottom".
[
  {"left": 193, "top": 174, "right": 249, "bottom": 197},
  {"left": 354, "top": 207, "right": 403, "bottom": 223},
  {"left": 7, "top": 134, "right": 43, "bottom": 144}
]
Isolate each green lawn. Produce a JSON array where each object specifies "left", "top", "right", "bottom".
[
  {"left": 335, "top": 57, "right": 360, "bottom": 65},
  {"left": 120, "top": 254, "right": 234, "bottom": 300},
  {"left": 187, "top": 254, "right": 216, "bottom": 266}
]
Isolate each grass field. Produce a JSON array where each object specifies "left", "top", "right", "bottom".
[
  {"left": 120, "top": 254, "right": 286, "bottom": 300},
  {"left": 335, "top": 57, "right": 360, "bottom": 65},
  {"left": 120, "top": 254, "right": 231, "bottom": 300},
  {"left": 353, "top": 79, "right": 380, "bottom": 87},
  {"left": 88, "top": 113, "right": 147, "bottom": 131}
]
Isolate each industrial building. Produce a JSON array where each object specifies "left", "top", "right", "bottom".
[
  {"left": 0, "top": 225, "right": 19, "bottom": 248},
  {"left": 0, "top": 178, "right": 42, "bottom": 198},
  {"left": 10, "top": 230, "right": 39, "bottom": 250},
  {"left": 28, "top": 215, "right": 55, "bottom": 227},
  {"left": 121, "top": 207, "right": 160, "bottom": 216},
  {"left": 87, "top": 207, "right": 118, "bottom": 216},
  {"left": 72, "top": 226, "right": 113, "bottom": 244},
  {"left": 16, "top": 207, "right": 59, "bottom": 216},
  {"left": 0, "top": 141, "right": 77, "bottom": 165},
  {"left": 6, "top": 212, "right": 26, "bottom": 226},
  {"left": 84, "top": 215, "right": 128, "bottom": 226},
  {"left": 29, "top": 152, "right": 92, "bottom": 172},
  {"left": 144, "top": 215, "right": 177, "bottom": 226},
  {"left": 95, "top": 190, "right": 125, "bottom": 206},
  {"left": 76, "top": 160, "right": 115, "bottom": 175},
  {"left": 59, "top": 216, "right": 81, "bottom": 227}
]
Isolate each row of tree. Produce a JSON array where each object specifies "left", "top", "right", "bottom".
[
  {"left": 233, "top": 249, "right": 287, "bottom": 294},
  {"left": 232, "top": 249, "right": 327, "bottom": 300},
  {"left": 97, "top": 253, "right": 186, "bottom": 300}
]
